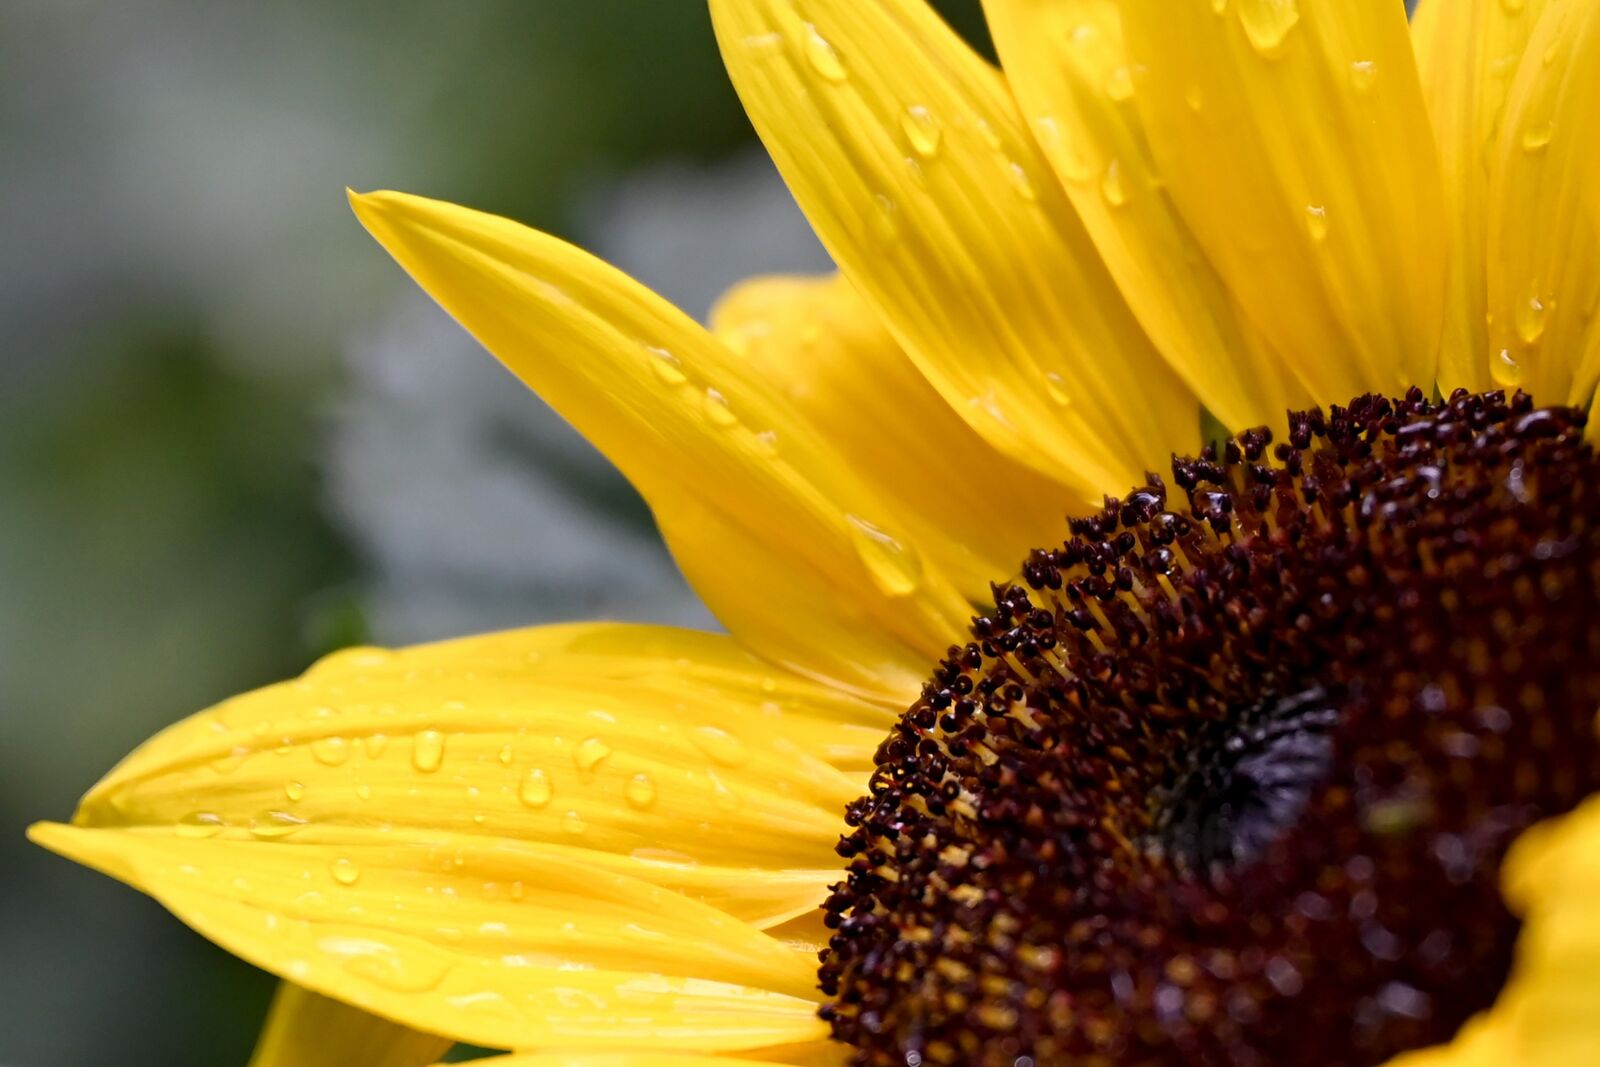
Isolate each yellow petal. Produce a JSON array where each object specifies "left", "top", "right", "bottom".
[
  {"left": 982, "top": 0, "right": 1310, "bottom": 431},
  {"left": 451, "top": 1051, "right": 838, "bottom": 1067},
  {"left": 1118, "top": 0, "right": 1447, "bottom": 403},
  {"left": 711, "top": 272, "right": 1083, "bottom": 597},
  {"left": 350, "top": 189, "right": 973, "bottom": 701},
  {"left": 1411, "top": 0, "right": 1555, "bottom": 393},
  {"left": 26, "top": 624, "right": 878, "bottom": 1051},
  {"left": 1485, "top": 0, "right": 1600, "bottom": 413},
  {"left": 51, "top": 624, "right": 873, "bottom": 926},
  {"left": 32, "top": 821, "right": 825, "bottom": 1053},
  {"left": 249, "top": 981, "right": 452, "bottom": 1067},
  {"left": 710, "top": 0, "right": 1199, "bottom": 496}
]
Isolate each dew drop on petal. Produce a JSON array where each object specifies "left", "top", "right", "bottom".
[
  {"left": 1349, "top": 60, "right": 1377, "bottom": 92},
  {"left": 691, "top": 725, "right": 749, "bottom": 767},
  {"left": 1305, "top": 204, "right": 1329, "bottom": 242},
  {"left": 1043, "top": 372, "right": 1073, "bottom": 409},
  {"left": 1101, "top": 159, "right": 1129, "bottom": 207},
  {"left": 646, "top": 344, "right": 687, "bottom": 386},
  {"left": 900, "top": 104, "right": 942, "bottom": 158},
  {"left": 702, "top": 387, "right": 739, "bottom": 429},
  {"left": 497, "top": 743, "right": 514, "bottom": 766},
  {"left": 573, "top": 736, "right": 612, "bottom": 774},
  {"left": 331, "top": 857, "right": 361, "bottom": 885},
  {"left": 176, "top": 812, "right": 227, "bottom": 838},
  {"left": 284, "top": 780, "right": 306, "bottom": 802},
  {"left": 624, "top": 773, "right": 658, "bottom": 810},
  {"left": 519, "top": 768, "right": 553, "bottom": 809},
  {"left": 1006, "top": 160, "right": 1038, "bottom": 202},
  {"left": 803, "top": 23, "right": 847, "bottom": 83},
  {"left": 1515, "top": 291, "right": 1549, "bottom": 344},
  {"left": 561, "top": 809, "right": 588, "bottom": 836},
  {"left": 846, "top": 515, "right": 924, "bottom": 598},
  {"left": 1238, "top": 0, "right": 1300, "bottom": 54},
  {"left": 249, "top": 810, "right": 307, "bottom": 839},
  {"left": 311, "top": 736, "right": 350, "bottom": 766},
  {"left": 1521, "top": 122, "right": 1554, "bottom": 153},
  {"left": 412, "top": 730, "right": 445, "bottom": 773},
  {"left": 1495, "top": 348, "right": 1523, "bottom": 385}
]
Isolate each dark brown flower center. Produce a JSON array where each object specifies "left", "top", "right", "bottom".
[{"left": 818, "top": 389, "right": 1600, "bottom": 1066}]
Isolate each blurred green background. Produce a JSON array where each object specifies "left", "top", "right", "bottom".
[{"left": 0, "top": 2, "right": 987, "bottom": 1063}]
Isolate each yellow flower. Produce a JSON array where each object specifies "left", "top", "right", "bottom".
[{"left": 29, "top": 0, "right": 1600, "bottom": 1065}]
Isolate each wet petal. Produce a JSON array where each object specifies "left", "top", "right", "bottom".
[
  {"left": 32, "top": 822, "right": 825, "bottom": 1053},
  {"left": 711, "top": 0, "right": 1200, "bottom": 496},
  {"left": 984, "top": 0, "right": 1310, "bottom": 431},
  {"left": 1484, "top": 0, "right": 1600, "bottom": 414},
  {"left": 350, "top": 189, "right": 973, "bottom": 700},
  {"left": 249, "top": 981, "right": 452, "bottom": 1067},
  {"left": 1411, "top": 0, "right": 1555, "bottom": 392},
  {"left": 452, "top": 1050, "right": 843, "bottom": 1067},
  {"left": 26, "top": 624, "right": 879, "bottom": 1051},
  {"left": 711, "top": 272, "right": 1082, "bottom": 597},
  {"left": 1118, "top": 0, "right": 1447, "bottom": 402}
]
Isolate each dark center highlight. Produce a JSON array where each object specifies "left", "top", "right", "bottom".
[{"left": 818, "top": 389, "right": 1600, "bottom": 1066}]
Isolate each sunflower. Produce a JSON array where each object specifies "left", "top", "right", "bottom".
[{"left": 29, "top": 0, "right": 1600, "bottom": 1064}]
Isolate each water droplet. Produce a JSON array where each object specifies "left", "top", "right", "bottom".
[
  {"left": 1521, "top": 122, "right": 1554, "bottom": 153},
  {"left": 1030, "top": 115, "right": 1062, "bottom": 151},
  {"left": 411, "top": 729, "right": 445, "bottom": 772},
  {"left": 803, "top": 23, "right": 847, "bottom": 83},
  {"left": 561, "top": 809, "right": 588, "bottom": 836},
  {"left": 646, "top": 345, "right": 687, "bottom": 386},
  {"left": 1104, "top": 66, "right": 1135, "bottom": 102},
  {"left": 741, "top": 31, "right": 783, "bottom": 53},
  {"left": 1305, "top": 204, "right": 1329, "bottom": 242},
  {"left": 497, "top": 743, "right": 514, "bottom": 766},
  {"left": 177, "top": 812, "right": 227, "bottom": 838},
  {"left": 846, "top": 515, "right": 923, "bottom": 598},
  {"left": 333, "top": 938, "right": 450, "bottom": 993},
  {"left": 1005, "top": 161, "right": 1037, "bottom": 201},
  {"left": 702, "top": 387, "right": 739, "bottom": 428},
  {"left": 284, "top": 780, "right": 306, "bottom": 802},
  {"left": 573, "top": 736, "right": 612, "bottom": 774},
  {"left": 691, "top": 725, "right": 749, "bottom": 766},
  {"left": 249, "top": 810, "right": 307, "bottom": 839},
  {"left": 1349, "top": 60, "right": 1377, "bottom": 92},
  {"left": 708, "top": 773, "right": 741, "bottom": 813},
  {"left": 331, "top": 857, "right": 361, "bottom": 885},
  {"left": 1184, "top": 85, "right": 1205, "bottom": 112},
  {"left": 1515, "top": 291, "right": 1548, "bottom": 344},
  {"left": 1499, "top": 0, "right": 1526, "bottom": 14},
  {"left": 1101, "top": 159, "right": 1128, "bottom": 207},
  {"left": 363, "top": 733, "right": 389, "bottom": 759},
  {"left": 210, "top": 746, "right": 251, "bottom": 774},
  {"left": 1043, "top": 372, "right": 1073, "bottom": 408},
  {"left": 870, "top": 192, "right": 899, "bottom": 241},
  {"left": 1239, "top": 0, "right": 1300, "bottom": 54},
  {"left": 355, "top": 783, "right": 373, "bottom": 801},
  {"left": 311, "top": 736, "right": 350, "bottom": 766},
  {"left": 519, "top": 768, "right": 553, "bottom": 809},
  {"left": 900, "top": 104, "right": 942, "bottom": 158},
  {"left": 973, "top": 116, "right": 1003, "bottom": 151},
  {"left": 624, "top": 773, "right": 657, "bottom": 810},
  {"left": 1495, "top": 348, "right": 1523, "bottom": 385}
]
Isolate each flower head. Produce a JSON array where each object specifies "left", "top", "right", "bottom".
[{"left": 29, "top": 1, "right": 1600, "bottom": 1065}]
